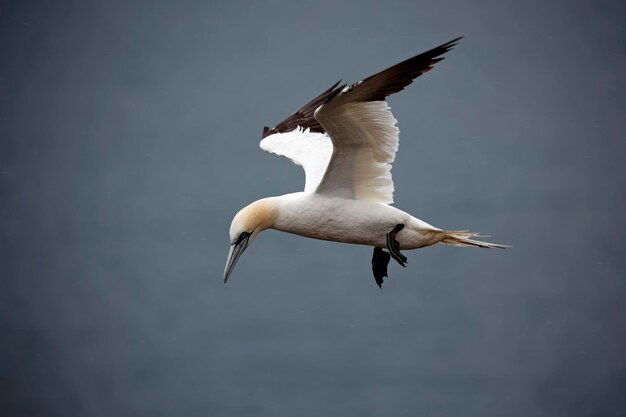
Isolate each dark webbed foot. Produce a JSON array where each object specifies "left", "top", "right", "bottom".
[
  {"left": 371, "top": 247, "right": 391, "bottom": 288},
  {"left": 386, "top": 224, "right": 408, "bottom": 267},
  {"left": 370, "top": 224, "right": 409, "bottom": 288}
]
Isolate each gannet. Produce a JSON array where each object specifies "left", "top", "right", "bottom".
[{"left": 224, "top": 37, "right": 506, "bottom": 287}]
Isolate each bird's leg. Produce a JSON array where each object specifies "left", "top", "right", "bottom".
[
  {"left": 371, "top": 247, "right": 391, "bottom": 288},
  {"left": 386, "top": 224, "right": 408, "bottom": 267}
]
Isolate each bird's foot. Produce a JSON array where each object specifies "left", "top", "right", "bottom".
[
  {"left": 370, "top": 224, "right": 408, "bottom": 288},
  {"left": 371, "top": 247, "right": 391, "bottom": 288},
  {"left": 386, "top": 224, "right": 408, "bottom": 267}
]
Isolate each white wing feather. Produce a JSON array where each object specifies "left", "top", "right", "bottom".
[
  {"left": 260, "top": 127, "right": 333, "bottom": 192},
  {"left": 314, "top": 101, "right": 399, "bottom": 204}
]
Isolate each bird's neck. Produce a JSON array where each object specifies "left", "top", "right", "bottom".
[{"left": 242, "top": 196, "right": 282, "bottom": 231}]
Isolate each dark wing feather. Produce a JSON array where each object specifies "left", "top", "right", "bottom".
[
  {"left": 262, "top": 81, "right": 346, "bottom": 138},
  {"left": 331, "top": 37, "right": 462, "bottom": 103}
]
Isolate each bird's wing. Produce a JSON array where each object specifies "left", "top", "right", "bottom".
[
  {"left": 313, "top": 37, "right": 462, "bottom": 204},
  {"left": 260, "top": 81, "right": 346, "bottom": 192}
]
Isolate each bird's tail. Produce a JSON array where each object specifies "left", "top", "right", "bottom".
[{"left": 439, "top": 230, "right": 509, "bottom": 249}]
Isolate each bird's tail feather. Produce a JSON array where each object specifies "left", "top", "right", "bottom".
[{"left": 440, "top": 230, "right": 509, "bottom": 249}]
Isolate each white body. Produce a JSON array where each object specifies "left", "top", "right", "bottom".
[{"left": 269, "top": 193, "right": 443, "bottom": 250}]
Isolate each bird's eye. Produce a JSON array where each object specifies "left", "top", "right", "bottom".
[{"left": 236, "top": 232, "right": 250, "bottom": 244}]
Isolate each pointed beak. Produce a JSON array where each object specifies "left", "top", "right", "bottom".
[{"left": 223, "top": 236, "right": 250, "bottom": 284}]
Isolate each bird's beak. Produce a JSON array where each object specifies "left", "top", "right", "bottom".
[{"left": 223, "top": 236, "right": 250, "bottom": 284}]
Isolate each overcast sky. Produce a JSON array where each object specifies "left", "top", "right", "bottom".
[{"left": 1, "top": 1, "right": 625, "bottom": 416}]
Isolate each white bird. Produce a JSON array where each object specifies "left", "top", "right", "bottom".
[{"left": 224, "top": 37, "right": 506, "bottom": 287}]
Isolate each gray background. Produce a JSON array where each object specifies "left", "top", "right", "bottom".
[{"left": 1, "top": 1, "right": 625, "bottom": 416}]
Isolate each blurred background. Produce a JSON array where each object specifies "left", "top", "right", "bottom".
[{"left": 1, "top": 1, "right": 625, "bottom": 416}]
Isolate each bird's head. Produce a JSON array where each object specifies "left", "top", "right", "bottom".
[{"left": 223, "top": 198, "right": 277, "bottom": 283}]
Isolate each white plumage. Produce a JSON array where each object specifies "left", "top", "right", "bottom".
[
  {"left": 260, "top": 127, "right": 332, "bottom": 192},
  {"left": 224, "top": 37, "right": 506, "bottom": 287},
  {"left": 315, "top": 101, "right": 399, "bottom": 204}
]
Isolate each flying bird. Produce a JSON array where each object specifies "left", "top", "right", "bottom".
[{"left": 224, "top": 37, "right": 506, "bottom": 287}]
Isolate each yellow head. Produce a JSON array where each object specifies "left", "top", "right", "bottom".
[{"left": 223, "top": 198, "right": 277, "bottom": 283}]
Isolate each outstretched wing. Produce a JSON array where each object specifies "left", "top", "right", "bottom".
[
  {"left": 260, "top": 81, "right": 345, "bottom": 192},
  {"left": 314, "top": 37, "right": 462, "bottom": 204}
]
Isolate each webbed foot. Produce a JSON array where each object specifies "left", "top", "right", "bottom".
[
  {"left": 370, "top": 224, "right": 409, "bottom": 288},
  {"left": 371, "top": 247, "right": 391, "bottom": 288},
  {"left": 386, "top": 224, "right": 408, "bottom": 267}
]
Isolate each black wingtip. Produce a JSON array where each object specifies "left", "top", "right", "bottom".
[
  {"left": 428, "top": 36, "right": 463, "bottom": 58},
  {"left": 331, "top": 36, "right": 464, "bottom": 103},
  {"left": 442, "top": 36, "right": 464, "bottom": 49},
  {"left": 260, "top": 80, "right": 346, "bottom": 138},
  {"left": 329, "top": 80, "right": 343, "bottom": 90}
]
